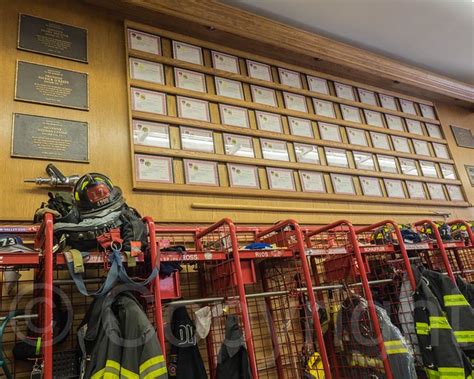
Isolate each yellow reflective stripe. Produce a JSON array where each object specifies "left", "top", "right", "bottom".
[
  {"left": 91, "top": 368, "right": 106, "bottom": 379},
  {"left": 143, "top": 366, "right": 168, "bottom": 379},
  {"left": 106, "top": 360, "right": 121, "bottom": 371},
  {"left": 139, "top": 355, "right": 165, "bottom": 374},
  {"left": 386, "top": 348, "right": 408, "bottom": 354},
  {"left": 120, "top": 366, "right": 139, "bottom": 379},
  {"left": 454, "top": 330, "right": 474, "bottom": 343},
  {"left": 384, "top": 340, "right": 408, "bottom": 354},
  {"left": 384, "top": 340, "right": 404, "bottom": 347},
  {"left": 429, "top": 316, "right": 451, "bottom": 329},
  {"left": 444, "top": 294, "right": 469, "bottom": 307},
  {"left": 104, "top": 374, "right": 120, "bottom": 379},
  {"left": 438, "top": 367, "right": 466, "bottom": 378},
  {"left": 416, "top": 322, "right": 430, "bottom": 335}
]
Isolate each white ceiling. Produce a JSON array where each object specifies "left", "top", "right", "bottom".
[{"left": 222, "top": 0, "right": 474, "bottom": 85}]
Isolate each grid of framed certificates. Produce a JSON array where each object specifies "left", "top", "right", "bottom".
[{"left": 125, "top": 23, "right": 466, "bottom": 204}]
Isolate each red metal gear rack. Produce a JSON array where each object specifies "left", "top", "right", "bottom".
[{"left": 447, "top": 219, "right": 474, "bottom": 282}]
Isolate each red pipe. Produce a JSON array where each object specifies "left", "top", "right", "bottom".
[
  {"left": 447, "top": 219, "right": 474, "bottom": 246},
  {"left": 43, "top": 213, "right": 54, "bottom": 379}
]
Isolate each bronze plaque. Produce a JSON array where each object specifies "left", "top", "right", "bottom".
[
  {"left": 15, "top": 61, "right": 89, "bottom": 110},
  {"left": 18, "top": 14, "right": 88, "bottom": 62},
  {"left": 451, "top": 125, "right": 474, "bottom": 149},
  {"left": 12, "top": 113, "right": 89, "bottom": 162}
]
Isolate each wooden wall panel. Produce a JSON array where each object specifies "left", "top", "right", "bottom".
[{"left": 0, "top": 0, "right": 472, "bottom": 225}]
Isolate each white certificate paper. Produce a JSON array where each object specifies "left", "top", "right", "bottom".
[
  {"left": 131, "top": 88, "right": 166, "bottom": 115},
  {"left": 251, "top": 85, "right": 277, "bottom": 106},
  {"left": 379, "top": 94, "right": 397, "bottom": 110},
  {"left": 174, "top": 68, "right": 206, "bottom": 93},
  {"left": 133, "top": 120, "right": 169, "bottom": 148},
  {"left": 180, "top": 127, "right": 214, "bottom": 153},
  {"left": 370, "top": 132, "right": 390, "bottom": 150},
  {"left": 283, "top": 92, "right": 307, "bottom": 112},
  {"left": 384, "top": 179, "right": 405, "bottom": 198},
  {"left": 219, "top": 104, "right": 249, "bottom": 128},
  {"left": 223, "top": 134, "right": 254, "bottom": 158},
  {"left": 319, "top": 123, "right": 341, "bottom": 142},
  {"left": 172, "top": 41, "right": 203, "bottom": 65},
  {"left": 255, "top": 111, "right": 283, "bottom": 133},
  {"left": 307, "top": 76, "right": 330, "bottom": 94},
  {"left": 128, "top": 29, "right": 161, "bottom": 55},
  {"left": 364, "top": 110, "right": 384, "bottom": 127},
  {"left": 331, "top": 174, "right": 355, "bottom": 195},
  {"left": 135, "top": 155, "right": 172, "bottom": 183},
  {"left": 392, "top": 136, "right": 411, "bottom": 153},
  {"left": 184, "top": 159, "right": 218, "bottom": 186},
  {"left": 400, "top": 159, "right": 418, "bottom": 176},
  {"left": 288, "top": 117, "right": 313, "bottom": 137},
  {"left": 360, "top": 177, "right": 382, "bottom": 197},
  {"left": 420, "top": 104, "right": 436, "bottom": 119},
  {"left": 211, "top": 51, "right": 240, "bottom": 74},
  {"left": 335, "top": 82, "right": 355, "bottom": 100},
  {"left": 357, "top": 88, "right": 377, "bottom": 106},
  {"left": 129, "top": 58, "right": 164, "bottom": 84},
  {"left": 413, "top": 140, "right": 430, "bottom": 156},
  {"left": 446, "top": 185, "right": 464, "bottom": 201},
  {"left": 246, "top": 60, "right": 272, "bottom": 81},
  {"left": 294, "top": 143, "right": 320, "bottom": 164},
  {"left": 227, "top": 164, "right": 259, "bottom": 188},
  {"left": 267, "top": 168, "right": 295, "bottom": 191},
  {"left": 426, "top": 123, "right": 442, "bottom": 139},
  {"left": 400, "top": 99, "right": 417, "bottom": 115},
  {"left": 406, "top": 181, "right": 426, "bottom": 199},
  {"left": 377, "top": 155, "right": 398, "bottom": 173},
  {"left": 299, "top": 171, "right": 325, "bottom": 193},
  {"left": 261, "top": 139, "right": 289, "bottom": 161},
  {"left": 386, "top": 115, "right": 404, "bottom": 131},
  {"left": 427, "top": 183, "right": 445, "bottom": 200},
  {"left": 440, "top": 164, "right": 456, "bottom": 179},
  {"left": 278, "top": 68, "right": 302, "bottom": 88},
  {"left": 341, "top": 105, "right": 361, "bottom": 123},
  {"left": 325, "top": 147, "right": 348, "bottom": 167},
  {"left": 354, "top": 152, "right": 375, "bottom": 171},
  {"left": 433, "top": 143, "right": 449, "bottom": 159},
  {"left": 347, "top": 128, "right": 368, "bottom": 146},
  {"left": 214, "top": 77, "right": 243, "bottom": 99},
  {"left": 313, "top": 99, "right": 335, "bottom": 118},
  {"left": 177, "top": 96, "right": 210, "bottom": 121},
  {"left": 406, "top": 119, "right": 423, "bottom": 135},
  {"left": 420, "top": 161, "right": 438, "bottom": 177}
]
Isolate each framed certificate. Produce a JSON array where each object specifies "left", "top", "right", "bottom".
[
  {"left": 392, "top": 136, "right": 411, "bottom": 153},
  {"left": 133, "top": 120, "right": 169, "bottom": 148},
  {"left": 278, "top": 68, "right": 302, "bottom": 88},
  {"left": 384, "top": 179, "right": 405, "bottom": 198},
  {"left": 406, "top": 181, "right": 426, "bottom": 199},
  {"left": 385, "top": 115, "right": 404, "bottom": 131},
  {"left": 227, "top": 164, "right": 259, "bottom": 188},
  {"left": 370, "top": 132, "right": 390, "bottom": 150},
  {"left": 334, "top": 82, "right": 355, "bottom": 101},
  {"left": 419, "top": 104, "right": 436, "bottom": 119},
  {"left": 180, "top": 126, "right": 214, "bottom": 153},
  {"left": 135, "top": 155, "right": 173, "bottom": 183},
  {"left": 267, "top": 168, "right": 295, "bottom": 191},
  {"left": 413, "top": 139, "right": 430, "bottom": 156},
  {"left": 246, "top": 60, "right": 272, "bottom": 81},
  {"left": 426, "top": 123, "right": 442, "bottom": 139},
  {"left": 129, "top": 58, "right": 164, "bottom": 84},
  {"left": 440, "top": 164, "right": 456, "bottom": 179},
  {"left": 184, "top": 159, "right": 219, "bottom": 186},
  {"left": 357, "top": 88, "right": 377, "bottom": 106},
  {"left": 211, "top": 51, "right": 240, "bottom": 74},
  {"left": 131, "top": 88, "right": 166, "bottom": 115},
  {"left": 313, "top": 99, "right": 336, "bottom": 118},
  {"left": 128, "top": 29, "right": 161, "bottom": 55},
  {"left": 341, "top": 105, "right": 361, "bottom": 123},
  {"left": 283, "top": 92, "right": 307, "bottom": 112},
  {"left": 446, "top": 185, "right": 464, "bottom": 201},
  {"left": 251, "top": 85, "right": 277, "bottom": 106},
  {"left": 433, "top": 143, "right": 450, "bottom": 159},
  {"left": 377, "top": 155, "right": 398, "bottom": 173},
  {"left": 427, "top": 183, "right": 446, "bottom": 200},
  {"left": 255, "top": 111, "right": 283, "bottom": 133},
  {"left": 299, "top": 171, "right": 325, "bottom": 193},
  {"left": 288, "top": 117, "right": 313, "bottom": 137},
  {"left": 466, "top": 165, "right": 474, "bottom": 186},
  {"left": 331, "top": 174, "right": 355, "bottom": 195},
  {"left": 307, "top": 76, "right": 330, "bottom": 94},
  {"left": 319, "top": 123, "right": 342, "bottom": 142},
  {"left": 364, "top": 110, "right": 384, "bottom": 127},
  {"left": 325, "top": 147, "right": 348, "bottom": 167},
  {"left": 214, "top": 77, "right": 244, "bottom": 99},
  {"left": 174, "top": 68, "right": 206, "bottom": 93},
  {"left": 360, "top": 177, "right": 383, "bottom": 197},
  {"left": 399, "top": 99, "right": 417, "bottom": 115},
  {"left": 406, "top": 119, "right": 423, "bottom": 135},
  {"left": 261, "top": 139, "right": 289, "bottom": 161},
  {"left": 347, "top": 128, "right": 368, "bottom": 146},
  {"left": 172, "top": 40, "right": 203, "bottom": 65},
  {"left": 400, "top": 158, "right": 418, "bottom": 176},
  {"left": 219, "top": 104, "right": 249, "bottom": 128},
  {"left": 354, "top": 152, "right": 375, "bottom": 171},
  {"left": 177, "top": 96, "right": 210, "bottom": 121},
  {"left": 379, "top": 94, "right": 397, "bottom": 110},
  {"left": 294, "top": 143, "right": 320, "bottom": 164},
  {"left": 420, "top": 161, "right": 438, "bottom": 178},
  {"left": 223, "top": 133, "right": 255, "bottom": 158}
]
